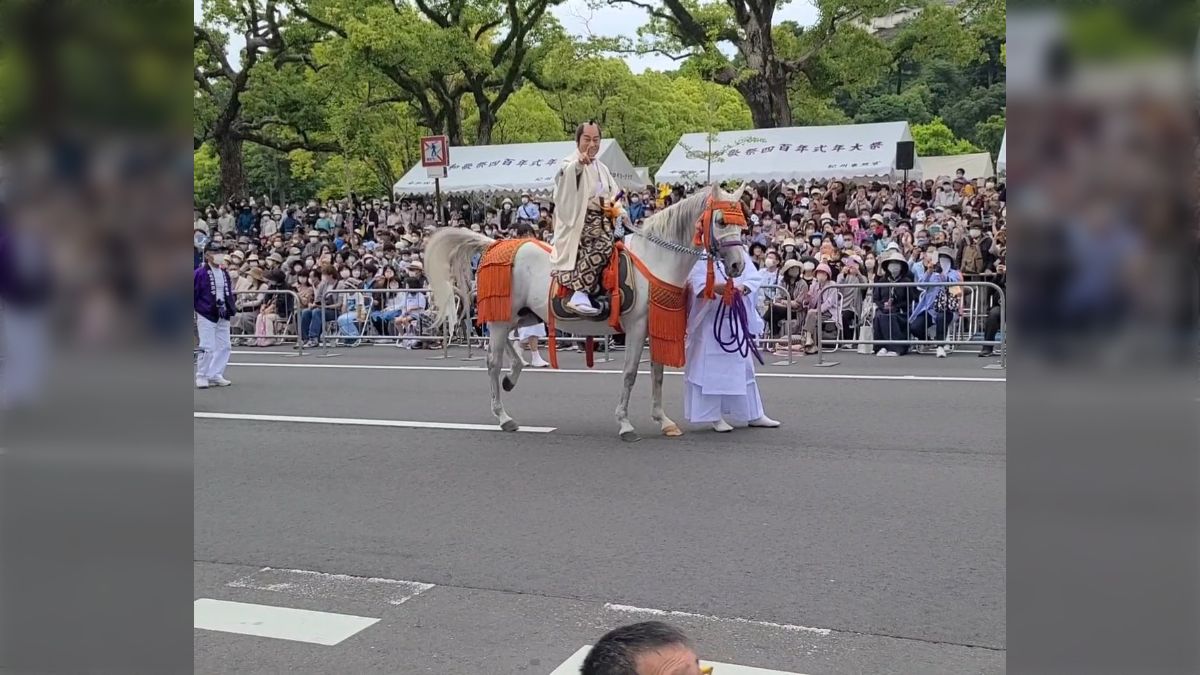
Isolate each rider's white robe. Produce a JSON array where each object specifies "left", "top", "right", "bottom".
[{"left": 683, "top": 251, "right": 769, "bottom": 424}]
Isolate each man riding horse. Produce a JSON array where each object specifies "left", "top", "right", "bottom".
[{"left": 551, "top": 120, "right": 625, "bottom": 317}]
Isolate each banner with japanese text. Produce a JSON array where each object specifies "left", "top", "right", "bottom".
[{"left": 655, "top": 121, "right": 916, "bottom": 186}]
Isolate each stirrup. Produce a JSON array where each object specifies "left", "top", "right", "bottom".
[{"left": 565, "top": 300, "right": 601, "bottom": 316}]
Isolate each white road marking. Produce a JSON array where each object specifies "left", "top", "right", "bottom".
[
  {"left": 194, "top": 411, "right": 556, "bottom": 433},
  {"left": 228, "top": 361, "right": 1006, "bottom": 383},
  {"left": 228, "top": 567, "right": 434, "bottom": 606},
  {"left": 193, "top": 598, "right": 379, "bottom": 645},
  {"left": 604, "top": 603, "right": 831, "bottom": 636},
  {"left": 230, "top": 348, "right": 296, "bottom": 355},
  {"left": 551, "top": 645, "right": 808, "bottom": 675}
]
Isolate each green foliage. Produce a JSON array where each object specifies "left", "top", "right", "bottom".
[
  {"left": 912, "top": 117, "right": 980, "bottom": 156},
  {"left": 194, "top": 144, "right": 221, "bottom": 207},
  {"left": 939, "top": 83, "right": 1005, "bottom": 140},
  {"left": 853, "top": 86, "right": 933, "bottom": 125},
  {"left": 973, "top": 114, "right": 1006, "bottom": 159}
]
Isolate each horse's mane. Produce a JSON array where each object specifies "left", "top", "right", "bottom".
[{"left": 638, "top": 186, "right": 714, "bottom": 245}]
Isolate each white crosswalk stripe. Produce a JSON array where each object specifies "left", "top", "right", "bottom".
[{"left": 193, "top": 598, "right": 379, "bottom": 646}]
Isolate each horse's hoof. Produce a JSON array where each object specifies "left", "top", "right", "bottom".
[
  {"left": 502, "top": 376, "right": 514, "bottom": 392},
  {"left": 662, "top": 425, "right": 683, "bottom": 437},
  {"left": 620, "top": 430, "right": 642, "bottom": 443},
  {"left": 500, "top": 420, "right": 519, "bottom": 432}
]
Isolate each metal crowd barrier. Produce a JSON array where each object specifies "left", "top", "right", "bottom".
[
  {"left": 317, "top": 287, "right": 450, "bottom": 360},
  {"left": 229, "top": 289, "right": 304, "bottom": 356},
  {"left": 754, "top": 283, "right": 796, "bottom": 366},
  {"left": 813, "top": 281, "right": 1006, "bottom": 369}
]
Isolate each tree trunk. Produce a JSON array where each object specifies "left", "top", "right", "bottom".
[
  {"left": 445, "top": 98, "right": 465, "bottom": 146},
  {"left": 731, "top": 9, "right": 792, "bottom": 128},
  {"left": 216, "top": 133, "right": 247, "bottom": 203},
  {"left": 734, "top": 68, "right": 792, "bottom": 129},
  {"left": 475, "top": 108, "right": 495, "bottom": 146}
]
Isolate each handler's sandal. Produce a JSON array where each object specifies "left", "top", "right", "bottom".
[
  {"left": 530, "top": 353, "right": 550, "bottom": 368},
  {"left": 566, "top": 291, "right": 601, "bottom": 316},
  {"left": 749, "top": 415, "right": 781, "bottom": 428},
  {"left": 209, "top": 376, "right": 232, "bottom": 387},
  {"left": 712, "top": 418, "right": 734, "bottom": 433}
]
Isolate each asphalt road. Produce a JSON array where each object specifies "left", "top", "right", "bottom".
[{"left": 195, "top": 345, "right": 1005, "bottom": 674}]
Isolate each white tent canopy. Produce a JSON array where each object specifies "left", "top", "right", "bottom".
[
  {"left": 916, "top": 152, "right": 995, "bottom": 181},
  {"left": 655, "top": 121, "right": 916, "bottom": 185},
  {"left": 393, "top": 139, "right": 643, "bottom": 197},
  {"left": 634, "top": 166, "right": 651, "bottom": 186},
  {"left": 997, "top": 131, "right": 1006, "bottom": 176}
]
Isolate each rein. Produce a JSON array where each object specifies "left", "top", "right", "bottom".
[{"left": 712, "top": 280, "right": 765, "bottom": 365}]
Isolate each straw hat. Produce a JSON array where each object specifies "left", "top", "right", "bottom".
[
  {"left": 407, "top": 260, "right": 424, "bottom": 271},
  {"left": 248, "top": 267, "right": 265, "bottom": 282},
  {"left": 780, "top": 259, "right": 804, "bottom": 275}
]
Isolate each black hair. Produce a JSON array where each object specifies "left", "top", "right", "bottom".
[
  {"left": 575, "top": 119, "right": 601, "bottom": 143},
  {"left": 581, "top": 622, "right": 692, "bottom": 675}
]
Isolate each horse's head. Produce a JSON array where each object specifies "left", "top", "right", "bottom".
[{"left": 697, "top": 183, "right": 750, "bottom": 278}]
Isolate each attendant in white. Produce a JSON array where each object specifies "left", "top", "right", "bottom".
[
  {"left": 683, "top": 249, "right": 780, "bottom": 432},
  {"left": 511, "top": 323, "right": 550, "bottom": 368},
  {"left": 193, "top": 243, "right": 237, "bottom": 389}
]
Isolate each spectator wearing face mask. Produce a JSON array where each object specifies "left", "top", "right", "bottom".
[
  {"left": 626, "top": 192, "right": 646, "bottom": 223},
  {"left": 766, "top": 259, "right": 806, "bottom": 342},
  {"left": 516, "top": 192, "right": 540, "bottom": 222},
  {"left": 755, "top": 250, "right": 782, "bottom": 322},
  {"left": 909, "top": 246, "right": 963, "bottom": 358},
  {"left": 872, "top": 249, "right": 916, "bottom": 356},
  {"left": 232, "top": 267, "right": 268, "bottom": 340},
  {"left": 315, "top": 209, "right": 335, "bottom": 233},
  {"left": 957, "top": 219, "right": 994, "bottom": 278},
  {"left": 299, "top": 265, "right": 339, "bottom": 348},
  {"left": 838, "top": 255, "right": 868, "bottom": 342},
  {"left": 799, "top": 262, "right": 839, "bottom": 354},
  {"left": 335, "top": 266, "right": 370, "bottom": 346},
  {"left": 394, "top": 274, "right": 433, "bottom": 349}
]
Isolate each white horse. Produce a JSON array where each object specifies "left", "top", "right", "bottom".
[{"left": 424, "top": 185, "right": 748, "bottom": 441}]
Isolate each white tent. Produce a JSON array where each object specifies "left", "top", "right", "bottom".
[
  {"left": 655, "top": 121, "right": 916, "bottom": 185},
  {"left": 634, "top": 166, "right": 651, "bottom": 186},
  {"left": 916, "top": 152, "right": 995, "bottom": 181},
  {"left": 393, "top": 139, "right": 643, "bottom": 197},
  {"left": 997, "top": 131, "right": 1006, "bottom": 176}
]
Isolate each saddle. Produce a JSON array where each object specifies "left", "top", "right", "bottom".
[{"left": 549, "top": 246, "right": 636, "bottom": 323}]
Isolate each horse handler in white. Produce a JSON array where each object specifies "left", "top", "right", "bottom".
[{"left": 683, "top": 248, "right": 780, "bottom": 432}]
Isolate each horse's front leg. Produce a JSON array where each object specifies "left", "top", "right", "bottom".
[
  {"left": 651, "top": 361, "right": 683, "bottom": 437},
  {"left": 487, "top": 322, "right": 518, "bottom": 431},
  {"left": 616, "top": 319, "right": 648, "bottom": 442}
]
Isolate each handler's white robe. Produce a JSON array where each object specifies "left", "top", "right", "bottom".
[{"left": 683, "top": 252, "right": 768, "bottom": 424}]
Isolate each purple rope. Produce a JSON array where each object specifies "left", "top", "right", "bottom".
[{"left": 712, "top": 287, "right": 765, "bottom": 365}]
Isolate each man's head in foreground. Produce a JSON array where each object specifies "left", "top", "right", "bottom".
[{"left": 581, "top": 621, "right": 706, "bottom": 675}]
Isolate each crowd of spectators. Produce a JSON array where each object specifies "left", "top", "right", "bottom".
[{"left": 193, "top": 170, "right": 1005, "bottom": 357}]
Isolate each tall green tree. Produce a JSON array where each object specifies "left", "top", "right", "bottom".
[
  {"left": 595, "top": 0, "right": 904, "bottom": 129},
  {"left": 194, "top": 0, "right": 338, "bottom": 201},
  {"left": 293, "top": 0, "right": 565, "bottom": 145}
]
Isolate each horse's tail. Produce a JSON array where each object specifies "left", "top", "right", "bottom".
[{"left": 424, "top": 227, "right": 494, "bottom": 339}]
